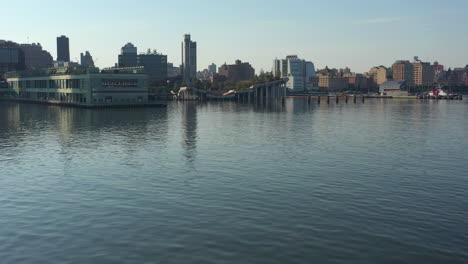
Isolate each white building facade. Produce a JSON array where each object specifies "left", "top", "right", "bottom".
[
  {"left": 273, "top": 55, "right": 316, "bottom": 92},
  {"left": 208, "top": 63, "right": 217, "bottom": 75}
]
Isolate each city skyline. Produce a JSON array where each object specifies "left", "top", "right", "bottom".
[{"left": 3, "top": 0, "right": 468, "bottom": 72}]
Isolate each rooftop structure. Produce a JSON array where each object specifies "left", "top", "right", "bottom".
[
  {"left": 121, "top": 43, "right": 137, "bottom": 54},
  {"left": 316, "top": 66, "right": 338, "bottom": 76},
  {"left": 118, "top": 43, "right": 138, "bottom": 67}
]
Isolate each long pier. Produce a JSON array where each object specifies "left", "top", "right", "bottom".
[
  {"left": 176, "top": 79, "right": 288, "bottom": 103},
  {"left": 236, "top": 79, "right": 288, "bottom": 103},
  {"left": 176, "top": 82, "right": 464, "bottom": 105}
]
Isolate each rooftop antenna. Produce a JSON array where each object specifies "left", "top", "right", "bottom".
[{"left": 27, "top": 36, "right": 29, "bottom": 44}]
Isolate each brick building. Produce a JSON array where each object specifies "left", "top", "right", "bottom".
[{"left": 218, "top": 60, "right": 255, "bottom": 81}]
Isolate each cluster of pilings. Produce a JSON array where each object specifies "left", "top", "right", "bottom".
[{"left": 306, "top": 95, "right": 365, "bottom": 104}]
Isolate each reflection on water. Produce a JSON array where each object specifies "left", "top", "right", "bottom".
[
  {"left": 180, "top": 102, "right": 198, "bottom": 166},
  {"left": 0, "top": 102, "right": 169, "bottom": 170},
  {"left": 0, "top": 99, "right": 467, "bottom": 264}
]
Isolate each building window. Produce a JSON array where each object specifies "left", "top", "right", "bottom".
[{"left": 101, "top": 79, "right": 138, "bottom": 88}]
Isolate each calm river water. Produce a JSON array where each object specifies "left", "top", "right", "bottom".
[{"left": 0, "top": 98, "right": 467, "bottom": 263}]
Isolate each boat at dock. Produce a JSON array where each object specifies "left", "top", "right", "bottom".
[{"left": 419, "top": 85, "right": 463, "bottom": 100}]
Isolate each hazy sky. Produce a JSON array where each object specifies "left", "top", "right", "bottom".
[{"left": 3, "top": 0, "right": 468, "bottom": 73}]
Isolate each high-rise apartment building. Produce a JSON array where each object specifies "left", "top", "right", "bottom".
[
  {"left": 181, "top": 34, "right": 197, "bottom": 83},
  {"left": 118, "top": 43, "right": 138, "bottom": 67},
  {"left": 56, "top": 35, "right": 70, "bottom": 62},
  {"left": 412, "top": 60, "right": 434, "bottom": 86},
  {"left": 0, "top": 40, "right": 25, "bottom": 77},
  {"left": 345, "top": 73, "right": 369, "bottom": 90},
  {"left": 369, "top": 66, "right": 390, "bottom": 85},
  {"left": 318, "top": 75, "right": 348, "bottom": 90},
  {"left": 218, "top": 60, "right": 255, "bottom": 81},
  {"left": 138, "top": 52, "right": 168, "bottom": 83},
  {"left": 392, "top": 60, "right": 413, "bottom": 84},
  {"left": 273, "top": 55, "right": 316, "bottom": 91},
  {"left": 116, "top": 44, "right": 168, "bottom": 84},
  {"left": 20, "top": 43, "right": 53, "bottom": 69}
]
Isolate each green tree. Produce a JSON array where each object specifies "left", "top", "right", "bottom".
[{"left": 274, "top": 71, "right": 281, "bottom": 79}]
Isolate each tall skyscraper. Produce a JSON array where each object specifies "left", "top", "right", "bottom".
[
  {"left": 56, "top": 35, "right": 70, "bottom": 62},
  {"left": 118, "top": 43, "right": 138, "bottom": 67},
  {"left": 181, "top": 34, "right": 197, "bottom": 84}
]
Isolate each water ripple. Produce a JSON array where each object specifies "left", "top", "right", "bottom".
[{"left": 0, "top": 100, "right": 467, "bottom": 263}]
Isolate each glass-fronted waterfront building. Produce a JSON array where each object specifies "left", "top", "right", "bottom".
[{"left": 1, "top": 67, "right": 150, "bottom": 107}]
